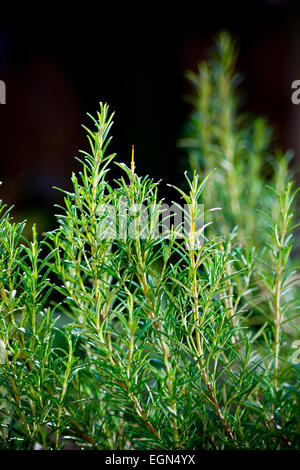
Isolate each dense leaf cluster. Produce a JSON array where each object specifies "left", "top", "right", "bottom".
[{"left": 0, "top": 34, "right": 299, "bottom": 450}]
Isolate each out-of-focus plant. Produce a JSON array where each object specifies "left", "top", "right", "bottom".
[
  {"left": 0, "top": 35, "right": 299, "bottom": 449},
  {"left": 178, "top": 32, "right": 295, "bottom": 250}
]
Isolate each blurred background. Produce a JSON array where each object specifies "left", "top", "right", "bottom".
[{"left": 0, "top": 0, "right": 300, "bottom": 234}]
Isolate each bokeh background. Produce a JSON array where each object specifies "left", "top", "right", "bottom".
[{"left": 0, "top": 1, "right": 300, "bottom": 234}]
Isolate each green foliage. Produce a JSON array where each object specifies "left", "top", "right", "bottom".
[
  {"left": 178, "top": 31, "right": 294, "bottom": 249},
  {"left": 0, "top": 35, "right": 299, "bottom": 449}
]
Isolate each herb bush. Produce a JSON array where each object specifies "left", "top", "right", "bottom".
[{"left": 0, "top": 33, "right": 299, "bottom": 450}]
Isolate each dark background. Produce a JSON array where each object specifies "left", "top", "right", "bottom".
[{"left": 0, "top": 1, "right": 300, "bottom": 234}]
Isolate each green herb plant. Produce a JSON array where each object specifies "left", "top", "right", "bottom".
[{"left": 0, "top": 34, "right": 299, "bottom": 450}]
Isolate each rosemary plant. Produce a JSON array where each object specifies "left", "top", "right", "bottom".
[
  {"left": 178, "top": 32, "right": 294, "bottom": 250},
  {"left": 0, "top": 35, "right": 299, "bottom": 449}
]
